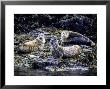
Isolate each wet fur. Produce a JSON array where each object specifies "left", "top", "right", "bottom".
[
  {"left": 61, "top": 31, "right": 95, "bottom": 46},
  {"left": 19, "top": 33, "right": 45, "bottom": 52},
  {"left": 50, "top": 36, "right": 82, "bottom": 58}
]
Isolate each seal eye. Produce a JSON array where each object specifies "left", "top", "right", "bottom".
[{"left": 39, "top": 37, "right": 42, "bottom": 40}]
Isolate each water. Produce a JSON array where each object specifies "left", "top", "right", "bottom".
[{"left": 14, "top": 65, "right": 96, "bottom": 76}]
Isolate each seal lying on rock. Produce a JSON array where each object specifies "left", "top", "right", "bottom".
[
  {"left": 49, "top": 36, "right": 82, "bottom": 58},
  {"left": 19, "top": 33, "right": 45, "bottom": 52},
  {"left": 61, "top": 31, "right": 95, "bottom": 46}
]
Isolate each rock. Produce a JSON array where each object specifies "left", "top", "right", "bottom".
[
  {"left": 47, "top": 56, "right": 59, "bottom": 65},
  {"left": 28, "top": 54, "right": 37, "bottom": 58}
]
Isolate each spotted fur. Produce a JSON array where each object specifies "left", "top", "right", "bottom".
[
  {"left": 50, "top": 36, "right": 82, "bottom": 58},
  {"left": 61, "top": 31, "right": 95, "bottom": 46},
  {"left": 19, "top": 33, "right": 45, "bottom": 52}
]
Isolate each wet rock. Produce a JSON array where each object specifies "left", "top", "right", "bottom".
[{"left": 14, "top": 14, "right": 97, "bottom": 76}]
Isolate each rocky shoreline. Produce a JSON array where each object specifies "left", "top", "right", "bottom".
[{"left": 14, "top": 14, "right": 97, "bottom": 76}]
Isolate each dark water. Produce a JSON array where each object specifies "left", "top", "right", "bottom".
[{"left": 14, "top": 66, "right": 96, "bottom": 76}]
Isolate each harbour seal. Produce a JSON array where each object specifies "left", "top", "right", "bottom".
[
  {"left": 49, "top": 36, "right": 82, "bottom": 58},
  {"left": 61, "top": 31, "right": 95, "bottom": 46},
  {"left": 19, "top": 33, "right": 45, "bottom": 52}
]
